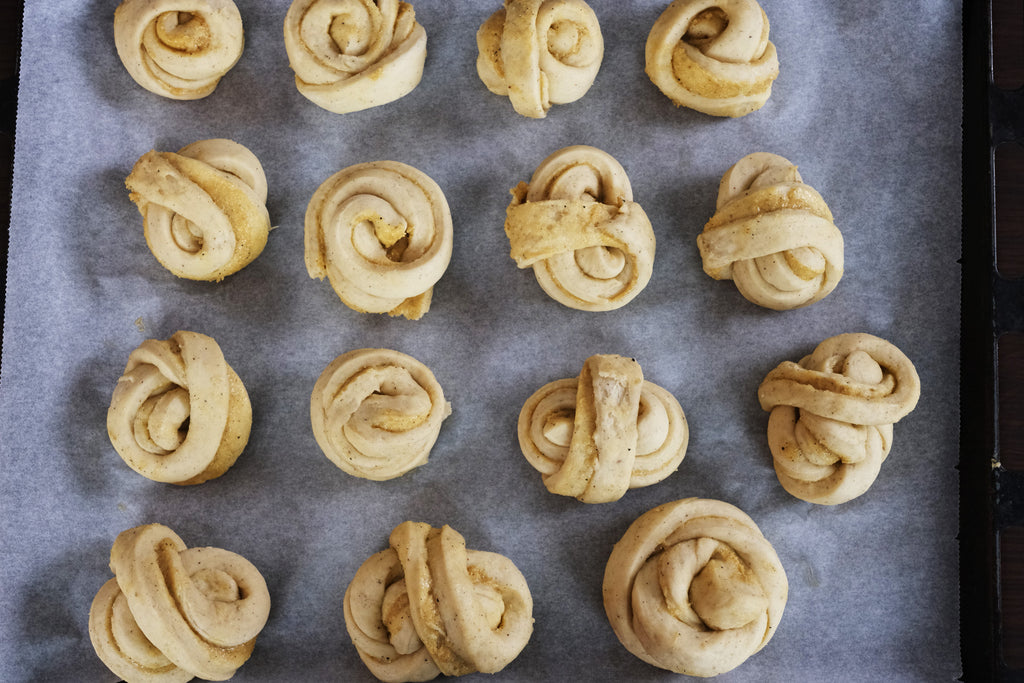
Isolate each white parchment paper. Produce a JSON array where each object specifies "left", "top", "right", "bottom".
[{"left": 1, "top": 1, "right": 963, "bottom": 680}]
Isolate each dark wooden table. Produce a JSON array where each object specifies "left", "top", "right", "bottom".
[{"left": 0, "top": 1, "right": 1019, "bottom": 680}]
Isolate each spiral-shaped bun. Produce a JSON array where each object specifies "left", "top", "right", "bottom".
[
  {"left": 107, "top": 330, "right": 252, "bottom": 485},
  {"left": 603, "top": 498, "right": 787, "bottom": 677},
  {"left": 758, "top": 333, "right": 921, "bottom": 505},
  {"left": 126, "top": 138, "right": 271, "bottom": 282},
  {"left": 518, "top": 354, "right": 688, "bottom": 503},
  {"left": 114, "top": 0, "right": 244, "bottom": 100},
  {"left": 344, "top": 521, "right": 533, "bottom": 682},
  {"left": 645, "top": 0, "right": 778, "bottom": 117},
  {"left": 89, "top": 523, "right": 270, "bottom": 682},
  {"left": 505, "top": 145, "right": 655, "bottom": 311},
  {"left": 311, "top": 348, "right": 451, "bottom": 480},
  {"left": 476, "top": 0, "right": 603, "bottom": 118},
  {"left": 284, "top": 0, "right": 427, "bottom": 114},
  {"left": 696, "top": 152, "right": 843, "bottom": 310},
  {"left": 305, "top": 161, "right": 453, "bottom": 320}
]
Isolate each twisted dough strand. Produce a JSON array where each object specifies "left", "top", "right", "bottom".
[
  {"left": 518, "top": 354, "right": 688, "bottom": 503},
  {"left": 645, "top": 0, "right": 778, "bottom": 117},
  {"left": 114, "top": 0, "right": 244, "bottom": 99},
  {"left": 107, "top": 330, "right": 252, "bottom": 485},
  {"left": 697, "top": 152, "right": 843, "bottom": 310},
  {"left": 505, "top": 145, "right": 655, "bottom": 311},
  {"left": 284, "top": 0, "right": 426, "bottom": 113},
  {"left": 126, "top": 138, "right": 270, "bottom": 282},
  {"left": 311, "top": 348, "right": 451, "bottom": 480},
  {"left": 89, "top": 524, "right": 270, "bottom": 682},
  {"left": 476, "top": 0, "right": 603, "bottom": 118},
  {"left": 344, "top": 521, "right": 533, "bottom": 682},
  {"left": 603, "top": 498, "right": 787, "bottom": 677},
  {"left": 758, "top": 333, "right": 921, "bottom": 504},
  {"left": 305, "top": 161, "right": 453, "bottom": 320}
]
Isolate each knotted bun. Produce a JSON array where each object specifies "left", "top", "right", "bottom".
[
  {"left": 310, "top": 348, "right": 451, "bottom": 480},
  {"left": 126, "top": 138, "right": 271, "bottom": 282},
  {"left": 284, "top": 0, "right": 427, "bottom": 113},
  {"left": 603, "top": 498, "right": 787, "bottom": 677},
  {"left": 305, "top": 160, "right": 453, "bottom": 320},
  {"left": 505, "top": 145, "right": 655, "bottom": 311},
  {"left": 645, "top": 0, "right": 778, "bottom": 117},
  {"left": 518, "top": 354, "right": 688, "bottom": 503},
  {"left": 89, "top": 523, "right": 270, "bottom": 682},
  {"left": 114, "top": 0, "right": 244, "bottom": 100},
  {"left": 758, "top": 332, "right": 921, "bottom": 504},
  {"left": 107, "top": 330, "right": 252, "bottom": 485},
  {"left": 697, "top": 152, "right": 843, "bottom": 310},
  {"left": 476, "top": 0, "right": 603, "bottom": 118},
  {"left": 344, "top": 521, "right": 533, "bottom": 681}
]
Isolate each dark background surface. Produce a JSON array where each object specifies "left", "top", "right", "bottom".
[
  {"left": 1, "top": 0, "right": 19, "bottom": 366},
  {"left": 0, "top": 1, "right": 1020, "bottom": 680}
]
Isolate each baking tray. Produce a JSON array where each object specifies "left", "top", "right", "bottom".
[
  {"left": 0, "top": 0, "right": 1007, "bottom": 680},
  {"left": 962, "top": 0, "right": 1024, "bottom": 680}
]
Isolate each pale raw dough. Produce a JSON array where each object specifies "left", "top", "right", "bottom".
[
  {"left": 645, "top": 0, "right": 778, "bottom": 117},
  {"left": 310, "top": 348, "right": 451, "bottom": 480},
  {"left": 344, "top": 521, "right": 533, "bottom": 682},
  {"left": 305, "top": 161, "right": 453, "bottom": 320},
  {"left": 283, "top": 0, "right": 427, "bottom": 113},
  {"left": 126, "top": 138, "right": 271, "bottom": 282},
  {"left": 88, "top": 523, "right": 270, "bottom": 682},
  {"left": 107, "top": 330, "right": 252, "bottom": 485},
  {"left": 758, "top": 332, "right": 921, "bottom": 505},
  {"left": 518, "top": 354, "right": 688, "bottom": 503},
  {"left": 696, "top": 152, "right": 844, "bottom": 310},
  {"left": 505, "top": 145, "right": 655, "bottom": 311},
  {"left": 114, "top": 0, "right": 244, "bottom": 100},
  {"left": 603, "top": 498, "right": 787, "bottom": 678},
  {"left": 476, "top": 0, "right": 604, "bottom": 118}
]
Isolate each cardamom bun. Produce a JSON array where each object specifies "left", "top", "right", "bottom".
[
  {"left": 505, "top": 145, "right": 655, "bottom": 311},
  {"left": 476, "top": 0, "right": 603, "bottom": 118},
  {"left": 284, "top": 0, "right": 427, "bottom": 113},
  {"left": 518, "top": 354, "right": 688, "bottom": 503},
  {"left": 114, "top": 0, "right": 244, "bottom": 99},
  {"left": 88, "top": 523, "right": 270, "bottom": 682},
  {"left": 758, "top": 332, "right": 921, "bottom": 504},
  {"left": 645, "top": 0, "right": 778, "bottom": 117},
  {"left": 305, "top": 160, "right": 453, "bottom": 320},
  {"left": 107, "top": 330, "right": 252, "bottom": 485},
  {"left": 697, "top": 152, "right": 843, "bottom": 310},
  {"left": 310, "top": 348, "right": 451, "bottom": 480},
  {"left": 603, "top": 498, "right": 787, "bottom": 677},
  {"left": 344, "top": 521, "right": 533, "bottom": 682},
  {"left": 126, "top": 138, "right": 270, "bottom": 282}
]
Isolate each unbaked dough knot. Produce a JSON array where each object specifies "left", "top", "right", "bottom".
[
  {"left": 88, "top": 523, "right": 270, "bottom": 682},
  {"left": 505, "top": 145, "right": 655, "bottom": 311},
  {"left": 107, "top": 330, "right": 252, "bottom": 485},
  {"left": 603, "top": 498, "right": 787, "bottom": 677},
  {"left": 310, "top": 348, "right": 451, "bottom": 480},
  {"left": 125, "top": 139, "right": 271, "bottom": 282},
  {"left": 517, "top": 354, "right": 688, "bottom": 503},
  {"left": 344, "top": 521, "right": 534, "bottom": 682},
  {"left": 305, "top": 161, "right": 453, "bottom": 320},
  {"left": 696, "top": 152, "right": 843, "bottom": 310},
  {"left": 114, "top": 0, "right": 245, "bottom": 99},
  {"left": 757, "top": 332, "right": 921, "bottom": 504},
  {"left": 645, "top": 0, "right": 778, "bottom": 117},
  {"left": 284, "top": 0, "right": 427, "bottom": 113},
  {"left": 476, "top": 0, "right": 604, "bottom": 118}
]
